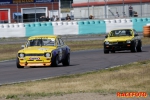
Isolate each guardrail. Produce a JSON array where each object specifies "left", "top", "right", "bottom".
[{"left": 0, "top": 17, "right": 150, "bottom": 38}]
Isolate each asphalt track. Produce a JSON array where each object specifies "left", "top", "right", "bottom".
[{"left": 0, "top": 45, "right": 150, "bottom": 85}]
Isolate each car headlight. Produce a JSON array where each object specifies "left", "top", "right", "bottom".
[
  {"left": 105, "top": 41, "right": 109, "bottom": 45},
  {"left": 19, "top": 53, "right": 25, "bottom": 58},
  {"left": 45, "top": 53, "right": 51, "bottom": 57},
  {"left": 126, "top": 40, "right": 131, "bottom": 43}
]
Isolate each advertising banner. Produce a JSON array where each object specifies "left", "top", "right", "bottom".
[
  {"left": 0, "top": 0, "right": 11, "bottom": 4},
  {"left": 0, "top": 0, "right": 57, "bottom": 4},
  {"left": 35, "top": 0, "right": 55, "bottom": 3}
]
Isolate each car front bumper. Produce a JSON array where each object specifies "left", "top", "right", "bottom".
[
  {"left": 104, "top": 43, "right": 132, "bottom": 51},
  {"left": 19, "top": 62, "right": 51, "bottom": 67},
  {"left": 18, "top": 57, "right": 52, "bottom": 67}
]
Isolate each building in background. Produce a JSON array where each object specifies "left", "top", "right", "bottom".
[
  {"left": 72, "top": 0, "right": 150, "bottom": 19},
  {"left": 0, "top": 0, "right": 59, "bottom": 23}
]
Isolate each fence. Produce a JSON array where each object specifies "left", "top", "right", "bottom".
[
  {"left": 73, "top": 0, "right": 150, "bottom": 20},
  {"left": 1, "top": 0, "right": 150, "bottom": 23}
]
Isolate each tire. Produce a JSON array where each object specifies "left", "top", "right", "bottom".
[
  {"left": 111, "top": 50, "right": 115, "bottom": 53},
  {"left": 62, "top": 54, "right": 70, "bottom": 66},
  {"left": 137, "top": 41, "right": 142, "bottom": 52},
  {"left": 131, "top": 43, "right": 137, "bottom": 52},
  {"left": 104, "top": 49, "right": 109, "bottom": 54},
  {"left": 16, "top": 58, "right": 24, "bottom": 68},
  {"left": 51, "top": 55, "right": 59, "bottom": 67}
]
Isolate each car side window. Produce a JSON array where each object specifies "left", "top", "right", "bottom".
[
  {"left": 125, "top": 30, "right": 132, "bottom": 36},
  {"left": 109, "top": 31, "right": 116, "bottom": 37},
  {"left": 133, "top": 30, "right": 139, "bottom": 36},
  {"left": 56, "top": 38, "right": 61, "bottom": 46},
  {"left": 58, "top": 38, "right": 64, "bottom": 46}
]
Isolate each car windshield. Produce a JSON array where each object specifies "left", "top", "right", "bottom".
[
  {"left": 109, "top": 30, "right": 132, "bottom": 37},
  {"left": 26, "top": 38, "right": 56, "bottom": 47}
]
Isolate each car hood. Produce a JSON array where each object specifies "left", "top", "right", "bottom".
[
  {"left": 105, "top": 36, "right": 133, "bottom": 42},
  {"left": 18, "top": 46, "right": 57, "bottom": 53}
]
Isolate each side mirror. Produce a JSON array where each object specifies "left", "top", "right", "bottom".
[
  {"left": 105, "top": 35, "right": 108, "bottom": 38},
  {"left": 21, "top": 45, "right": 25, "bottom": 49}
]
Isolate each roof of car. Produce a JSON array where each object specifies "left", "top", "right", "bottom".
[
  {"left": 111, "top": 28, "right": 133, "bottom": 31},
  {"left": 28, "top": 35, "right": 60, "bottom": 40}
]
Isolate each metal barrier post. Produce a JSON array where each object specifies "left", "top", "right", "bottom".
[
  {"left": 52, "top": 2, "right": 53, "bottom": 17},
  {"left": 88, "top": 0, "right": 89, "bottom": 19},
  {"left": 123, "top": 0, "right": 125, "bottom": 14},
  {"left": 70, "top": 1, "right": 72, "bottom": 16},
  {"left": 59, "top": 0, "right": 61, "bottom": 21},
  {"left": 104, "top": 0, "right": 107, "bottom": 18},
  {"left": 0, "top": 13, "right": 1, "bottom": 23},
  {"left": 140, "top": 0, "right": 142, "bottom": 17},
  {"left": 34, "top": 3, "right": 37, "bottom": 22},
  {"left": 17, "top": 3, "right": 18, "bottom": 23}
]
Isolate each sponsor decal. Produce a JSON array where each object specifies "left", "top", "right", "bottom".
[
  {"left": 28, "top": 63, "right": 43, "bottom": 66},
  {"left": 117, "top": 92, "right": 148, "bottom": 98},
  {"left": 13, "top": 0, "right": 34, "bottom": 4},
  {"left": 0, "top": 2, "right": 10, "bottom": 4},
  {"left": 33, "top": 37, "right": 48, "bottom": 39},
  {"left": 29, "top": 57, "right": 40, "bottom": 60},
  {"left": 0, "top": 0, "right": 55, "bottom": 4},
  {"left": 35, "top": 0, "right": 53, "bottom": 3}
]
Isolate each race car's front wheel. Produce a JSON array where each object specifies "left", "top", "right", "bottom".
[
  {"left": 62, "top": 54, "right": 70, "bottom": 66},
  {"left": 131, "top": 43, "right": 137, "bottom": 52},
  {"left": 16, "top": 58, "right": 24, "bottom": 68},
  {"left": 111, "top": 50, "right": 115, "bottom": 53},
  {"left": 51, "top": 55, "right": 59, "bottom": 67},
  {"left": 104, "top": 49, "right": 109, "bottom": 54},
  {"left": 137, "top": 41, "right": 142, "bottom": 52}
]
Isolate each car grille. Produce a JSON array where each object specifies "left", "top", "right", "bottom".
[
  {"left": 118, "top": 42, "right": 125, "bottom": 44},
  {"left": 25, "top": 54, "right": 44, "bottom": 56},
  {"left": 110, "top": 42, "right": 126, "bottom": 45}
]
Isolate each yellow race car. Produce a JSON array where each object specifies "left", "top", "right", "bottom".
[
  {"left": 16, "top": 35, "right": 70, "bottom": 68},
  {"left": 104, "top": 29, "right": 142, "bottom": 54}
]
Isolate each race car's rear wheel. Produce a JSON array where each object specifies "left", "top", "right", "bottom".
[
  {"left": 16, "top": 58, "right": 24, "bottom": 68},
  {"left": 51, "top": 55, "right": 59, "bottom": 67},
  {"left": 62, "top": 54, "right": 70, "bottom": 66}
]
